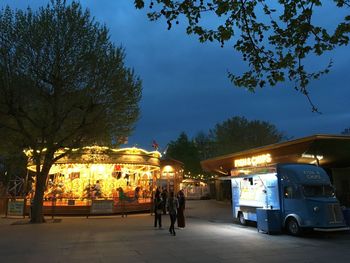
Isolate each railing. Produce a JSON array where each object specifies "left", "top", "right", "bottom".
[{"left": 0, "top": 196, "right": 152, "bottom": 218}]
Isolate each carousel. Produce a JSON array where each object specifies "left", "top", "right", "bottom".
[{"left": 26, "top": 146, "right": 161, "bottom": 215}]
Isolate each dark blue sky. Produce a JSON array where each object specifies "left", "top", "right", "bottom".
[{"left": 3, "top": 1, "right": 350, "bottom": 152}]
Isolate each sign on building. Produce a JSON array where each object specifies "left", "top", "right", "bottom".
[{"left": 7, "top": 199, "right": 25, "bottom": 217}]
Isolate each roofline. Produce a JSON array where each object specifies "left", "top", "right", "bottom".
[
  {"left": 160, "top": 157, "right": 184, "bottom": 166},
  {"left": 201, "top": 134, "right": 350, "bottom": 164}
]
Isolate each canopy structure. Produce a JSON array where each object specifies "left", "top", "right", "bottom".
[
  {"left": 201, "top": 134, "right": 350, "bottom": 206},
  {"left": 201, "top": 134, "right": 350, "bottom": 176},
  {"left": 180, "top": 179, "right": 209, "bottom": 200}
]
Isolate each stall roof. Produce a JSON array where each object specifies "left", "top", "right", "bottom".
[
  {"left": 160, "top": 157, "right": 184, "bottom": 166},
  {"left": 201, "top": 134, "right": 350, "bottom": 176}
]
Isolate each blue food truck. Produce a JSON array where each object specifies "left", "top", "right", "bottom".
[{"left": 231, "top": 163, "right": 349, "bottom": 235}]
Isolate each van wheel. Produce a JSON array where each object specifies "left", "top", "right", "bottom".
[
  {"left": 286, "top": 218, "right": 301, "bottom": 236},
  {"left": 238, "top": 212, "right": 246, "bottom": 225}
]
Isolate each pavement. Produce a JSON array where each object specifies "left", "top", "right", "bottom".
[{"left": 0, "top": 200, "right": 350, "bottom": 263}]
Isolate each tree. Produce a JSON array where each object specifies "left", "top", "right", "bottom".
[
  {"left": 167, "top": 118, "right": 283, "bottom": 179},
  {"left": 0, "top": 0, "right": 142, "bottom": 223},
  {"left": 209, "top": 116, "right": 284, "bottom": 156},
  {"left": 341, "top": 127, "right": 350, "bottom": 135},
  {"left": 166, "top": 132, "right": 203, "bottom": 178},
  {"left": 135, "top": 0, "right": 350, "bottom": 112},
  {"left": 193, "top": 131, "right": 214, "bottom": 160}
]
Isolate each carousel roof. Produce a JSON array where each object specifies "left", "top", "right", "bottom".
[{"left": 26, "top": 146, "right": 162, "bottom": 169}]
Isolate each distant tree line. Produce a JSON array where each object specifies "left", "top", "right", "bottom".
[
  {"left": 341, "top": 127, "right": 350, "bottom": 135},
  {"left": 167, "top": 117, "right": 350, "bottom": 180},
  {"left": 166, "top": 116, "right": 286, "bottom": 180}
]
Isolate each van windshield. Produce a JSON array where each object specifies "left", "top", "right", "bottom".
[{"left": 302, "top": 185, "right": 335, "bottom": 198}]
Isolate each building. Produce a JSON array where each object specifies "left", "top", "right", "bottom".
[
  {"left": 159, "top": 157, "right": 184, "bottom": 194},
  {"left": 201, "top": 134, "right": 350, "bottom": 207}
]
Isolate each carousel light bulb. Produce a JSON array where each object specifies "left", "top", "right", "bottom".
[{"left": 97, "top": 165, "right": 105, "bottom": 174}]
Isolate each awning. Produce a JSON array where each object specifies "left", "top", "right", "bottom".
[{"left": 201, "top": 134, "right": 350, "bottom": 176}]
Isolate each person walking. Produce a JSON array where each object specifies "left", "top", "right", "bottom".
[
  {"left": 167, "top": 191, "right": 179, "bottom": 236},
  {"left": 177, "top": 189, "right": 186, "bottom": 228}
]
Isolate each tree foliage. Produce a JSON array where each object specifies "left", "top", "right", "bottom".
[
  {"left": 168, "top": 117, "right": 284, "bottom": 180},
  {"left": 193, "top": 131, "right": 214, "bottom": 160},
  {"left": 341, "top": 127, "right": 350, "bottom": 135},
  {"left": 135, "top": 0, "right": 350, "bottom": 112},
  {"left": 206, "top": 116, "right": 284, "bottom": 156},
  {"left": 0, "top": 0, "right": 142, "bottom": 222},
  {"left": 166, "top": 132, "right": 203, "bottom": 177},
  {"left": 0, "top": 151, "right": 27, "bottom": 187}
]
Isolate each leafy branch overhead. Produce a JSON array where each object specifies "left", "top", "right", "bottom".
[{"left": 135, "top": 0, "right": 350, "bottom": 112}]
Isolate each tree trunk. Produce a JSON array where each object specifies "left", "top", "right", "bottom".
[
  {"left": 30, "top": 157, "right": 53, "bottom": 223},
  {"left": 30, "top": 174, "right": 46, "bottom": 223}
]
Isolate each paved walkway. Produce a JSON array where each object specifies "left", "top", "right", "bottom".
[{"left": 0, "top": 200, "right": 349, "bottom": 263}]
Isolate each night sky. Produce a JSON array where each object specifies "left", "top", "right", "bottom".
[{"left": 2, "top": 0, "right": 350, "bottom": 152}]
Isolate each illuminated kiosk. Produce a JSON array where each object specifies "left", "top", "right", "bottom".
[
  {"left": 26, "top": 146, "right": 161, "bottom": 215},
  {"left": 180, "top": 179, "right": 209, "bottom": 200},
  {"left": 159, "top": 158, "right": 184, "bottom": 193},
  {"left": 201, "top": 134, "right": 350, "bottom": 206}
]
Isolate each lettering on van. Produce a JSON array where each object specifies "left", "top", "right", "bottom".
[
  {"left": 234, "top": 154, "right": 272, "bottom": 167},
  {"left": 303, "top": 170, "right": 321, "bottom": 180}
]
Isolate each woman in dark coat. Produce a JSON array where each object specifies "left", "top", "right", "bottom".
[{"left": 177, "top": 190, "right": 186, "bottom": 228}]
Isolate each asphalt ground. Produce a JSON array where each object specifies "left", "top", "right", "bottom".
[{"left": 0, "top": 200, "right": 349, "bottom": 263}]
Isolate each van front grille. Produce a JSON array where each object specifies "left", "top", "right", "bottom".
[{"left": 327, "top": 203, "right": 343, "bottom": 224}]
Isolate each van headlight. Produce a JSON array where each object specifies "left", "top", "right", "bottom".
[{"left": 313, "top": 206, "right": 320, "bottom": 212}]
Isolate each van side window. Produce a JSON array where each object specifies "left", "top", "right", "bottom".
[
  {"left": 243, "top": 178, "right": 253, "bottom": 185},
  {"left": 284, "top": 186, "right": 294, "bottom": 199},
  {"left": 248, "top": 178, "right": 253, "bottom": 185}
]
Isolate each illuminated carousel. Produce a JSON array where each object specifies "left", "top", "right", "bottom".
[{"left": 26, "top": 146, "right": 161, "bottom": 215}]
